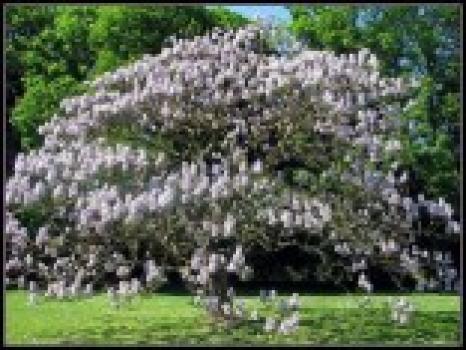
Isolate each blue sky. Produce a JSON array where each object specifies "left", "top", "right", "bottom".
[{"left": 220, "top": 5, "right": 291, "bottom": 22}]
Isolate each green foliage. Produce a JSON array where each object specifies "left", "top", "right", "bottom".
[
  {"left": 287, "top": 5, "right": 461, "bottom": 211},
  {"left": 6, "top": 5, "right": 58, "bottom": 115},
  {"left": 8, "top": 6, "right": 98, "bottom": 150},
  {"left": 206, "top": 6, "right": 250, "bottom": 29},
  {"left": 12, "top": 75, "right": 85, "bottom": 149},
  {"left": 287, "top": 6, "right": 361, "bottom": 54},
  {"left": 87, "top": 6, "right": 247, "bottom": 78},
  {"left": 399, "top": 76, "right": 459, "bottom": 208}
]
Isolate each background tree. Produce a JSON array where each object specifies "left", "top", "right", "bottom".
[
  {"left": 6, "top": 5, "right": 249, "bottom": 154},
  {"left": 287, "top": 4, "right": 461, "bottom": 215},
  {"left": 6, "top": 6, "right": 59, "bottom": 176}
]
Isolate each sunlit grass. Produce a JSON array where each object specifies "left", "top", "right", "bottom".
[{"left": 5, "top": 291, "right": 460, "bottom": 345}]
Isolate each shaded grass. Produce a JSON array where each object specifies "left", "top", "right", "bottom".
[{"left": 5, "top": 291, "right": 461, "bottom": 345}]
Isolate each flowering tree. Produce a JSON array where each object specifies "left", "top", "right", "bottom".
[{"left": 5, "top": 21, "right": 460, "bottom": 324}]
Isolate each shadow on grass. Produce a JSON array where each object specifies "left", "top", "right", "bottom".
[
  {"left": 145, "top": 280, "right": 461, "bottom": 297},
  {"left": 7, "top": 288, "right": 459, "bottom": 345}
]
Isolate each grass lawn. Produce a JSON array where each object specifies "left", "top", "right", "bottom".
[{"left": 5, "top": 291, "right": 461, "bottom": 345}]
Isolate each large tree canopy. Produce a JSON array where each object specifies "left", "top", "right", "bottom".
[
  {"left": 6, "top": 21, "right": 460, "bottom": 307},
  {"left": 5, "top": 7, "right": 460, "bottom": 303}
]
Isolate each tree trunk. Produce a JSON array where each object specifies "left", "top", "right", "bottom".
[{"left": 208, "top": 267, "right": 228, "bottom": 314}]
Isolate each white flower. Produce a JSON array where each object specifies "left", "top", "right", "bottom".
[
  {"left": 84, "top": 283, "right": 93, "bottom": 295},
  {"left": 250, "top": 310, "right": 259, "bottom": 321},
  {"left": 28, "top": 292, "right": 37, "bottom": 305},
  {"left": 222, "top": 303, "right": 231, "bottom": 316},
  {"left": 398, "top": 312, "right": 409, "bottom": 324},
  {"left": 264, "top": 317, "right": 276, "bottom": 332},
  {"left": 227, "top": 287, "right": 235, "bottom": 299},
  {"left": 26, "top": 254, "right": 33, "bottom": 266},
  {"left": 252, "top": 159, "right": 263, "bottom": 174},
  {"left": 278, "top": 320, "right": 290, "bottom": 334},
  {"left": 288, "top": 293, "right": 299, "bottom": 309},
  {"left": 116, "top": 265, "right": 130, "bottom": 278},
  {"left": 130, "top": 278, "right": 140, "bottom": 294}
]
